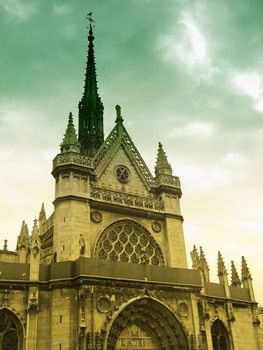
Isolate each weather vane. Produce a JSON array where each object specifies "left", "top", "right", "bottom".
[{"left": 87, "top": 12, "right": 95, "bottom": 27}]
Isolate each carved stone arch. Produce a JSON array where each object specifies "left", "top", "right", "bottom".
[
  {"left": 104, "top": 296, "right": 189, "bottom": 350},
  {"left": 94, "top": 219, "right": 165, "bottom": 266},
  {"left": 211, "top": 319, "right": 230, "bottom": 350},
  {"left": 0, "top": 307, "right": 24, "bottom": 350}
]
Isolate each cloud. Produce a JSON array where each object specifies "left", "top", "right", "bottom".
[
  {"left": 168, "top": 121, "right": 216, "bottom": 140},
  {"left": 53, "top": 4, "right": 71, "bottom": 16},
  {"left": 0, "top": 0, "right": 38, "bottom": 21},
  {"left": 231, "top": 71, "right": 263, "bottom": 113},
  {"left": 158, "top": 13, "right": 217, "bottom": 79}
]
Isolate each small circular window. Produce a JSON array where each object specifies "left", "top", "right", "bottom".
[{"left": 115, "top": 165, "right": 131, "bottom": 183}]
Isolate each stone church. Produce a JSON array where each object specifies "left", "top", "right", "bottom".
[{"left": 0, "top": 19, "right": 262, "bottom": 350}]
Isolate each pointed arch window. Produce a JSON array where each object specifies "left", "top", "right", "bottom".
[
  {"left": 0, "top": 309, "right": 23, "bottom": 350},
  {"left": 211, "top": 319, "right": 230, "bottom": 350}
]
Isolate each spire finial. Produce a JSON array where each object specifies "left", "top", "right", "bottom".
[
  {"left": 231, "top": 260, "right": 241, "bottom": 287},
  {"left": 155, "top": 142, "right": 173, "bottom": 176},
  {"left": 78, "top": 14, "right": 104, "bottom": 156},
  {"left": 3, "top": 239, "right": 8, "bottom": 251},
  {"left": 115, "top": 105, "right": 124, "bottom": 125},
  {"left": 217, "top": 251, "right": 227, "bottom": 277},
  {"left": 241, "top": 256, "right": 252, "bottom": 280}
]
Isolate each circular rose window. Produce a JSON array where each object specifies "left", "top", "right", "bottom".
[{"left": 115, "top": 165, "right": 130, "bottom": 183}]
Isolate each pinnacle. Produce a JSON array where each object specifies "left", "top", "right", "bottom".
[
  {"left": 31, "top": 219, "right": 39, "bottom": 237},
  {"left": 199, "top": 246, "right": 209, "bottom": 271},
  {"left": 231, "top": 260, "right": 241, "bottom": 287},
  {"left": 155, "top": 142, "right": 173, "bottom": 176},
  {"left": 39, "top": 203, "right": 46, "bottom": 221},
  {"left": 60, "top": 112, "right": 80, "bottom": 153},
  {"left": 20, "top": 220, "right": 29, "bottom": 237},
  {"left": 190, "top": 245, "right": 200, "bottom": 269},
  {"left": 217, "top": 251, "right": 227, "bottom": 277},
  {"left": 241, "top": 256, "right": 252, "bottom": 280}
]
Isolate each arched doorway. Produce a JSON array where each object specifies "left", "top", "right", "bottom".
[
  {"left": 211, "top": 319, "right": 230, "bottom": 350},
  {"left": 0, "top": 309, "right": 23, "bottom": 350},
  {"left": 106, "top": 297, "right": 189, "bottom": 350}
]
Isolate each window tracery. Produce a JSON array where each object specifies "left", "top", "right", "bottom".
[
  {"left": 0, "top": 309, "right": 22, "bottom": 350},
  {"left": 211, "top": 319, "right": 230, "bottom": 350},
  {"left": 95, "top": 220, "right": 164, "bottom": 266}
]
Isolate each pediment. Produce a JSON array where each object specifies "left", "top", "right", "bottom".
[{"left": 93, "top": 125, "right": 154, "bottom": 194}]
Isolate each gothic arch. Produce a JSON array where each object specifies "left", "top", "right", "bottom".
[
  {"left": 0, "top": 308, "right": 24, "bottom": 350},
  {"left": 211, "top": 319, "right": 230, "bottom": 350},
  {"left": 94, "top": 219, "right": 165, "bottom": 266},
  {"left": 105, "top": 297, "right": 189, "bottom": 350}
]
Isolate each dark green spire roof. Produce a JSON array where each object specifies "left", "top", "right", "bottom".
[
  {"left": 78, "top": 20, "right": 104, "bottom": 156},
  {"left": 155, "top": 142, "right": 173, "bottom": 176},
  {"left": 61, "top": 112, "right": 80, "bottom": 153}
]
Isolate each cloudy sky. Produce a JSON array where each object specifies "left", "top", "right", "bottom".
[{"left": 0, "top": 0, "right": 263, "bottom": 303}]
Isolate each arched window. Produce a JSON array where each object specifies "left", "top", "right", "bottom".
[
  {"left": 95, "top": 220, "right": 164, "bottom": 266},
  {"left": 211, "top": 319, "right": 230, "bottom": 350},
  {"left": 0, "top": 309, "right": 23, "bottom": 350}
]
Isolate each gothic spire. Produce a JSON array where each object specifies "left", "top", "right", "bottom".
[
  {"left": 61, "top": 112, "right": 80, "bottom": 153},
  {"left": 155, "top": 142, "right": 173, "bottom": 176},
  {"left": 78, "top": 15, "right": 104, "bottom": 156},
  {"left": 231, "top": 260, "right": 241, "bottom": 287}
]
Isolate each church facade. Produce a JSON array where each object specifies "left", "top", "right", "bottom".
[{"left": 0, "top": 20, "right": 262, "bottom": 350}]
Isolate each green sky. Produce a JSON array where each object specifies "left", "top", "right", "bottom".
[{"left": 0, "top": 0, "right": 263, "bottom": 303}]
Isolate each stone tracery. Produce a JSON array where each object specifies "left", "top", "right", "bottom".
[{"left": 95, "top": 220, "right": 164, "bottom": 266}]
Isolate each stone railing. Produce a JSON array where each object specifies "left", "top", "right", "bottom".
[
  {"left": 90, "top": 186, "right": 164, "bottom": 211},
  {"left": 155, "top": 174, "right": 181, "bottom": 189},
  {"left": 53, "top": 152, "right": 93, "bottom": 170}
]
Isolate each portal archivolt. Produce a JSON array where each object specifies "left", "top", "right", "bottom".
[{"left": 106, "top": 297, "right": 189, "bottom": 350}]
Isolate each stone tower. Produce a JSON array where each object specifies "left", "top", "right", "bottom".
[{"left": 0, "top": 16, "right": 262, "bottom": 350}]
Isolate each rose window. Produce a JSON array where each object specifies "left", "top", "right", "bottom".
[
  {"left": 95, "top": 220, "right": 164, "bottom": 266},
  {"left": 115, "top": 165, "right": 130, "bottom": 183}
]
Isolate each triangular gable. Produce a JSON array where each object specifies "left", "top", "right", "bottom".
[{"left": 93, "top": 124, "right": 154, "bottom": 192}]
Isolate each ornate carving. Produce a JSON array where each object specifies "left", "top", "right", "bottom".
[
  {"left": 90, "top": 185, "right": 164, "bottom": 211},
  {"left": 115, "top": 165, "right": 131, "bottom": 183},
  {"left": 27, "top": 291, "right": 39, "bottom": 312},
  {"left": 79, "top": 234, "right": 86, "bottom": 255},
  {"left": 1, "top": 290, "right": 10, "bottom": 307},
  {"left": 151, "top": 221, "right": 162, "bottom": 233},
  {"left": 97, "top": 296, "right": 112, "bottom": 313},
  {"left": 95, "top": 220, "right": 164, "bottom": 266},
  {"left": 178, "top": 302, "right": 189, "bottom": 317},
  {"left": 95, "top": 332, "right": 103, "bottom": 350},
  {"left": 91, "top": 210, "right": 103, "bottom": 223}
]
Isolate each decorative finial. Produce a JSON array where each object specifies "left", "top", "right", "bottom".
[
  {"left": 115, "top": 105, "right": 124, "bottom": 125},
  {"left": 60, "top": 112, "right": 80, "bottom": 153},
  {"left": 87, "top": 11, "right": 95, "bottom": 29},
  {"left": 3, "top": 240, "right": 8, "bottom": 251},
  {"left": 231, "top": 260, "right": 241, "bottom": 287},
  {"left": 155, "top": 142, "right": 173, "bottom": 176}
]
